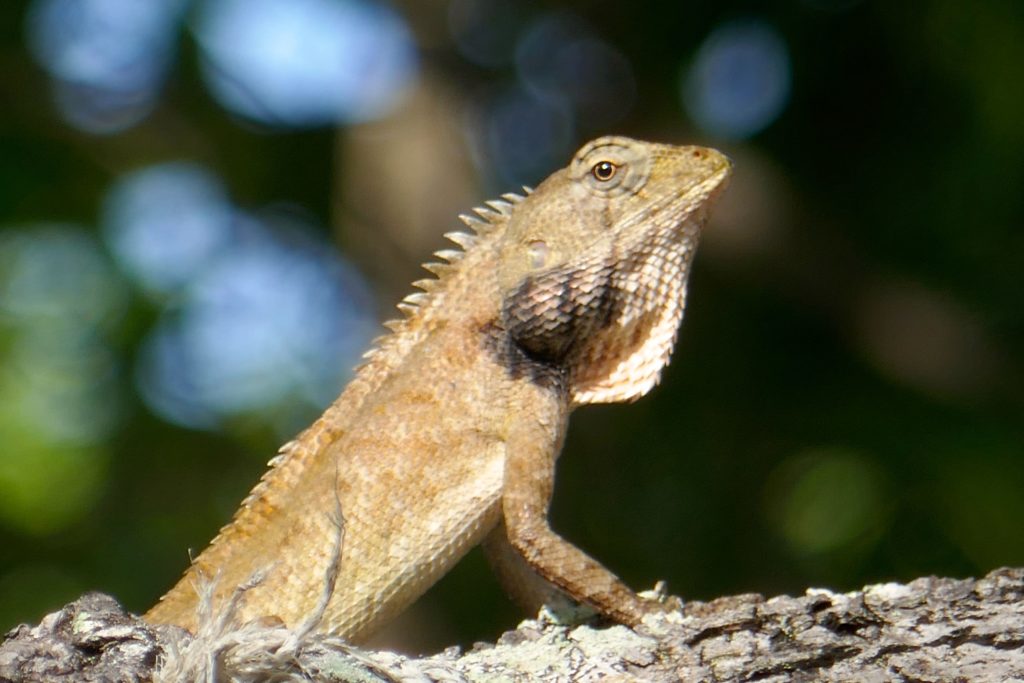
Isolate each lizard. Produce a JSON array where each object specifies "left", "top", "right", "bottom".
[{"left": 144, "top": 135, "right": 732, "bottom": 644}]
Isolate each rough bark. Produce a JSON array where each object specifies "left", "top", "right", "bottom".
[{"left": 2, "top": 568, "right": 1022, "bottom": 682}]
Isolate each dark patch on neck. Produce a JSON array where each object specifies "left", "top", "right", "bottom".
[
  {"left": 501, "top": 261, "right": 618, "bottom": 363},
  {"left": 480, "top": 319, "right": 568, "bottom": 394},
  {"left": 480, "top": 259, "right": 620, "bottom": 393}
]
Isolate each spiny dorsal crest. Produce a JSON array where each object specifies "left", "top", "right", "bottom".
[
  {"left": 362, "top": 189, "right": 527, "bottom": 355},
  {"left": 204, "top": 185, "right": 529, "bottom": 564}
]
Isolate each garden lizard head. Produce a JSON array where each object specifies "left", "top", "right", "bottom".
[{"left": 496, "top": 136, "right": 732, "bottom": 405}]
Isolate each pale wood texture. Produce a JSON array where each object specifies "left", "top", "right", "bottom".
[{"left": 3, "top": 568, "right": 1022, "bottom": 682}]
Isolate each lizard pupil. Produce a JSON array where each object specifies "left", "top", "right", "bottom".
[{"left": 592, "top": 161, "right": 617, "bottom": 181}]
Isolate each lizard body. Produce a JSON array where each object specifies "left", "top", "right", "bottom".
[{"left": 145, "top": 136, "right": 731, "bottom": 643}]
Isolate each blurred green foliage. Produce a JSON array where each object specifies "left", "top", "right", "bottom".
[{"left": 0, "top": 0, "right": 1022, "bottom": 654}]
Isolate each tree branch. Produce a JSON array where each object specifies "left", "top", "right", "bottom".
[{"left": 2, "top": 568, "right": 1022, "bottom": 682}]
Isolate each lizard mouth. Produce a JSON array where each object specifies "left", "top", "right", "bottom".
[
  {"left": 614, "top": 149, "right": 732, "bottom": 239},
  {"left": 669, "top": 148, "right": 732, "bottom": 223}
]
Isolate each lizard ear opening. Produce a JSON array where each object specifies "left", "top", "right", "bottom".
[{"left": 527, "top": 240, "right": 549, "bottom": 269}]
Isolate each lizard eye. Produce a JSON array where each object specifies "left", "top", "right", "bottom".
[{"left": 591, "top": 161, "right": 618, "bottom": 181}]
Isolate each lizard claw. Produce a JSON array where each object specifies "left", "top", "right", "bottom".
[
  {"left": 537, "top": 601, "right": 598, "bottom": 628},
  {"left": 637, "top": 582, "right": 684, "bottom": 622}
]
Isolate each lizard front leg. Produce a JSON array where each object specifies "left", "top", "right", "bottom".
[
  {"left": 495, "top": 386, "right": 660, "bottom": 627},
  {"left": 481, "top": 521, "right": 577, "bottom": 617}
]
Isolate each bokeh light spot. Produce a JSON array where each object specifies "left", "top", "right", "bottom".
[
  {"left": 683, "top": 19, "right": 791, "bottom": 139},
  {"left": 0, "top": 227, "right": 125, "bottom": 533},
  {"left": 448, "top": 0, "right": 522, "bottom": 68},
  {"left": 1, "top": 227, "right": 125, "bottom": 333},
  {"left": 102, "top": 162, "right": 233, "bottom": 296},
  {"left": 25, "top": 0, "right": 186, "bottom": 133},
  {"left": 194, "top": 0, "right": 418, "bottom": 127},
  {"left": 854, "top": 280, "right": 999, "bottom": 400},
  {"left": 478, "top": 86, "right": 573, "bottom": 187},
  {"left": 516, "top": 12, "right": 635, "bottom": 129},
  {"left": 764, "top": 448, "right": 888, "bottom": 556},
  {"left": 937, "top": 458, "right": 1024, "bottom": 569},
  {"left": 135, "top": 212, "right": 376, "bottom": 433},
  {"left": 0, "top": 439, "right": 108, "bottom": 535}
]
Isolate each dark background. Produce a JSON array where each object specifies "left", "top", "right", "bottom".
[{"left": 1, "top": 0, "right": 1022, "bottom": 654}]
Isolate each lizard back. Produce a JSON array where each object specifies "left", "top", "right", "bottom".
[{"left": 145, "top": 196, "right": 520, "bottom": 641}]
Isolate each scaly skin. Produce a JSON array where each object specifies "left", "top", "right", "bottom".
[{"left": 145, "top": 136, "right": 731, "bottom": 643}]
